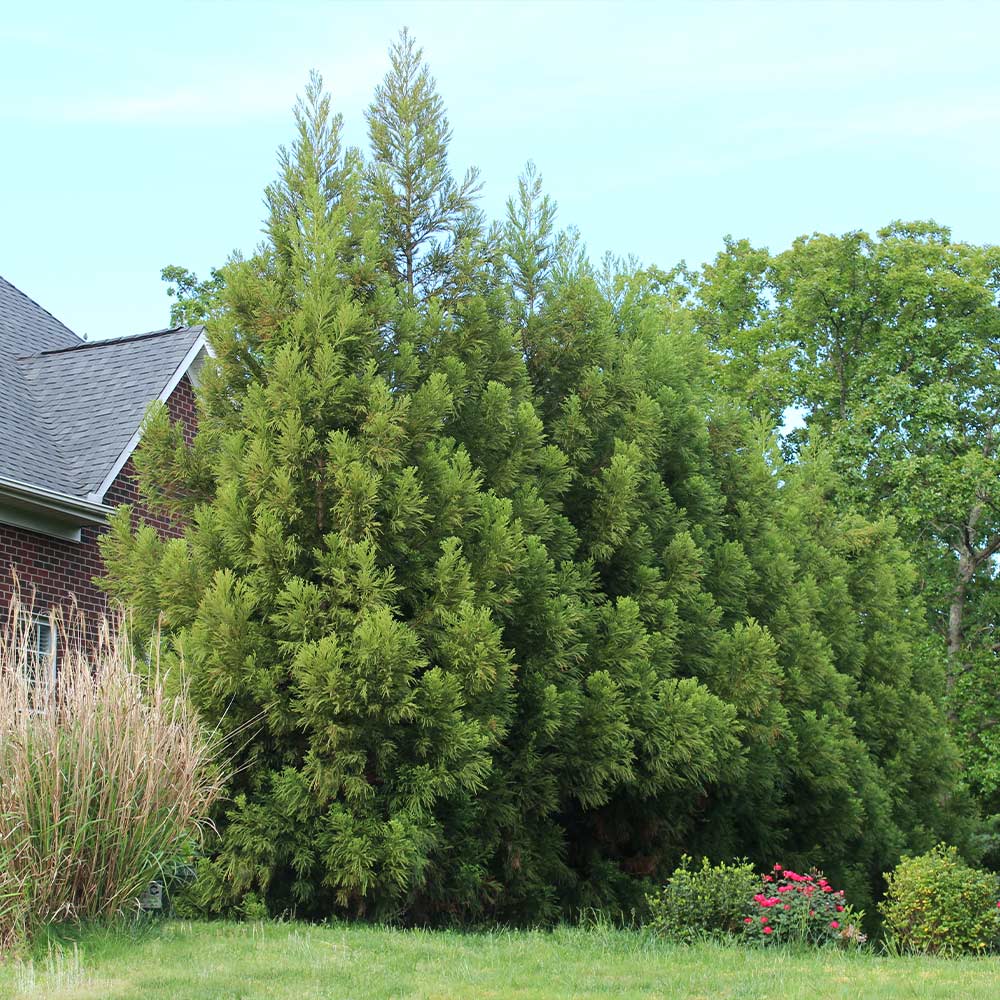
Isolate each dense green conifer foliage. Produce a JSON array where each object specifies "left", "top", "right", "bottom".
[
  {"left": 104, "top": 35, "right": 970, "bottom": 922},
  {"left": 692, "top": 227, "right": 1000, "bottom": 826}
]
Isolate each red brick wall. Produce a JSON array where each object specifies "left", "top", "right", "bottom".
[
  {"left": 0, "top": 375, "right": 197, "bottom": 631},
  {"left": 0, "top": 520, "right": 108, "bottom": 629}
]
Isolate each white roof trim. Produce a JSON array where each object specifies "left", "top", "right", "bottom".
[
  {"left": 0, "top": 475, "right": 115, "bottom": 542},
  {"left": 0, "top": 475, "right": 115, "bottom": 521},
  {"left": 88, "top": 330, "right": 211, "bottom": 503}
]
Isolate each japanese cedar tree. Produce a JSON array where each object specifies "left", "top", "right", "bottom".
[{"left": 101, "top": 38, "right": 968, "bottom": 922}]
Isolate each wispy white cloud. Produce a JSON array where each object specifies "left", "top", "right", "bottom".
[
  {"left": 59, "top": 78, "right": 299, "bottom": 124},
  {"left": 7, "top": 49, "right": 387, "bottom": 125}
]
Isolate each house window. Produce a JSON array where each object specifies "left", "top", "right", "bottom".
[{"left": 23, "top": 615, "right": 57, "bottom": 689}]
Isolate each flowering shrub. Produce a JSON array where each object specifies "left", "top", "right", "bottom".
[
  {"left": 646, "top": 856, "right": 757, "bottom": 942},
  {"left": 742, "top": 864, "right": 865, "bottom": 947},
  {"left": 880, "top": 844, "right": 1000, "bottom": 955}
]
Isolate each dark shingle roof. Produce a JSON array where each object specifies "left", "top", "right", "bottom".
[
  {"left": 0, "top": 276, "right": 82, "bottom": 353},
  {"left": 0, "top": 275, "right": 205, "bottom": 500},
  {"left": 17, "top": 326, "right": 205, "bottom": 496},
  {"left": 0, "top": 277, "right": 84, "bottom": 493}
]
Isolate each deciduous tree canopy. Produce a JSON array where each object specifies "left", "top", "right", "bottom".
[{"left": 695, "top": 224, "right": 1000, "bottom": 815}]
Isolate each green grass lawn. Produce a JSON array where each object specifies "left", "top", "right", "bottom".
[{"left": 2, "top": 920, "right": 1000, "bottom": 1000}]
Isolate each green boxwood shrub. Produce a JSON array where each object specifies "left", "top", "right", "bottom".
[
  {"left": 880, "top": 844, "right": 1000, "bottom": 955},
  {"left": 647, "top": 856, "right": 757, "bottom": 942}
]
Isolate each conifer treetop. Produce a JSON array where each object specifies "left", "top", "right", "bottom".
[{"left": 366, "top": 28, "right": 482, "bottom": 300}]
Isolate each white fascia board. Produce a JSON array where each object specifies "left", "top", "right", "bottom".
[
  {"left": 0, "top": 504, "right": 82, "bottom": 543},
  {"left": 89, "top": 331, "right": 211, "bottom": 503},
  {"left": 0, "top": 477, "right": 116, "bottom": 542}
]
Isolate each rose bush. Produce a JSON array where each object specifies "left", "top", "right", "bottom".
[{"left": 742, "top": 865, "right": 865, "bottom": 947}]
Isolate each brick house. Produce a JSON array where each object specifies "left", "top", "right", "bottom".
[{"left": 0, "top": 275, "right": 206, "bottom": 671}]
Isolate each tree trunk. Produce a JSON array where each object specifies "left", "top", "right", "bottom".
[
  {"left": 946, "top": 500, "right": 984, "bottom": 698},
  {"left": 945, "top": 499, "right": 1000, "bottom": 699},
  {"left": 405, "top": 181, "right": 414, "bottom": 299},
  {"left": 946, "top": 552, "right": 974, "bottom": 684}
]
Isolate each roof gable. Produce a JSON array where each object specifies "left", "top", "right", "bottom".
[
  {"left": 0, "top": 274, "right": 207, "bottom": 539},
  {"left": 0, "top": 271, "right": 207, "bottom": 501},
  {"left": 15, "top": 326, "right": 206, "bottom": 498}
]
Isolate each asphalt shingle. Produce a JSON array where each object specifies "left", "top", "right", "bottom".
[
  {"left": 18, "top": 326, "right": 204, "bottom": 496},
  {"left": 0, "top": 277, "right": 83, "bottom": 492},
  {"left": 0, "top": 275, "right": 204, "bottom": 500}
]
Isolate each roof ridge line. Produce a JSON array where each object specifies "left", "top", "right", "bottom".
[
  {"left": 0, "top": 275, "right": 83, "bottom": 345},
  {"left": 20, "top": 323, "right": 204, "bottom": 359}
]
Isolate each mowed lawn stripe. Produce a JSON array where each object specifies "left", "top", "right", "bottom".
[{"left": 3, "top": 922, "right": 999, "bottom": 1000}]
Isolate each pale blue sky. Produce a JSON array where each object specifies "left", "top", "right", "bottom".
[{"left": 2, "top": 0, "right": 998, "bottom": 340}]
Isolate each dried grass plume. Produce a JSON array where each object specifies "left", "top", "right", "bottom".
[{"left": 0, "top": 579, "right": 225, "bottom": 953}]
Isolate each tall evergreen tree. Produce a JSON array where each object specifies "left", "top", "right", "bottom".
[
  {"left": 366, "top": 29, "right": 483, "bottom": 302},
  {"left": 107, "top": 50, "right": 970, "bottom": 924},
  {"left": 106, "top": 72, "right": 518, "bottom": 919},
  {"left": 520, "top": 259, "right": 970, "bottom": 912}
]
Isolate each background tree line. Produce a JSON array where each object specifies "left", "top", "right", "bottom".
[
  {"left": 692, "top": 225, "right": 1000, "bottom": 820},
  {"left": 110, "top": 29, "right": 995, "bottom": 925}
]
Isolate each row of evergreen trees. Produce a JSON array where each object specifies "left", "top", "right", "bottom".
[{"left": 101, "top": 32, "right": 972, "bottom": 922}]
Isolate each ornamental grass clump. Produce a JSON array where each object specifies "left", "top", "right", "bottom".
[
  {"left": 743, "top": 865, "right": 865, "bottom": 948},
  {"left": 0, "top": 586, "right": 225, "bottom": 955},
  {"left": 880, "top": 844, "right": 1000, "bottom": 955}
]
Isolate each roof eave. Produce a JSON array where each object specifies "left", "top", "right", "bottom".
[{"left": 0, "top": 476, "right": 115, "bottom": 543}]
